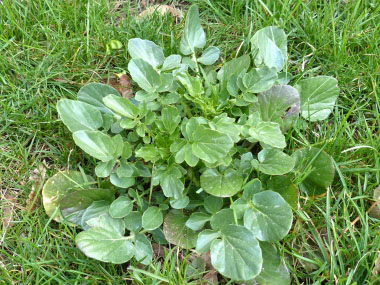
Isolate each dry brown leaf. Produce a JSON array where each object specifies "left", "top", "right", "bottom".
[
  {"left": 103, "top": 74, "right": 133, "bottom": 99},
  {"left": 2, "top": 192, "right": 17, "bottom": 230},
  {"left": 373, "top": 252, "right": 380, "bottom": 278},
  {"left": 203, "top": 269, "right": 218, "bottom": 284},
  {"left": 137, "top": 4, "right": 183, "bottom": 20},
  {"left": 26, "top": 163, "right": 47, "bottom": 212},
  {"left": 152, "top": 243, "right": 166, "bottom": 259}
]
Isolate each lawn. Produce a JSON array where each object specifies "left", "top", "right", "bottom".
[{"left": 0, "top": 0, "right": 379, "bottom": 283}]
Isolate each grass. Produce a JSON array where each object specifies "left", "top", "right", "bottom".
[{"left": 0, "top": 0, "right": 379, "bottom": 283}]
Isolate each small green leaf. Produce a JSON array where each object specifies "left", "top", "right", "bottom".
[
  {"left": 242, "top": 66, "right": 278, "bottom": 93},
  {"left": 196, "top": 229, "right": 220, "bottom": 253},
  {"left": 210, "top": 208, "right": 236, "bottom": 230},
  {"left": 161, "top": 106, "right": 181, "bottom": 134},
  {"left": 124, "top": 211, "right": 142, "bottom": 232},
  {"left": 192, "top": 125, "right": 234, "bottom": 164},
  {"left": 180, "top": 5, "right": 206, "bottom": 55},
  {"left": 204, "top": 196, "right": 223, "bottom": 214},
  {"left": 110, "top": 173, "right": 135, "bottom": 188},
  {"left": 161, "top": 54, "right": 182, "bottom": 71},
  {"left": 121, "top": 141, "right": 132, "bottom": 159},
  {"left": 95, "top": 160, "right": 116, "bottom": 178},
  {"left": 163, "top": 210, "right": 198, "bottom": 249},
  {"left": 251, "top": 26, "right": 287, "bottom": 71},
  {"left": 134, "top": 234, "right": 153, "bottom": 265},
  {"left": 81, "top": 200, "right": 111, "bottom": 230},
  {"left": 292, "top": 147, "right": 335, "bottom": 196},
  {"left": 42, "top": 171, "right": 94, "bottom": 222},
  {"left": 135, "top": 145, "right": 160, "bottom": 162},
  {"left": 76, "top": 227, "right": 135, "bottom": 264},
  {"left": 103, "top": 94, "right": 139, "bottom": 119},
  {"left": 73, "top": 130, "right": 116, "bottom": 162},
  {"left": 258, "top": 149, "right": 295, "bottom": 175},
  {"left": 128, "top": 38, "right": 164, "bottom": 69},
  {"left": 57, "top": 99, "right": 103, "bottom": 132},
  {"left": 142, "top": 206, "right": 163, "bottom": 230},
  {"left": 267, "top": 176, "right": 299, "bottom": 209},
  {"left": 128, "top": 58, "right": 161, "bottom": 93},
  {"left": 210, "top": 114, "right": 241, "bottom": 143},
  {"left": 109, "top": 196, "right": 133, "bottom": 218},
  {"left": 86, "top": 213, "right": 125, "bottom": 236},
  {"left": 201, "top": 168, "right": 243, "bottom": 197},
  {"left": 249, "top": 122, "right": 286, "bottom": 149},
  {"left": 242, "top": 178, "right": 262, "bottom": 200},
  {"left": 244, "top": 190, "right": 293, "bottom": 242},
  {"left": 198, "top": 46, "right": 220, "bottom": 65},
  {"left": 77, "top": 83, "right": 120, "bottom": 114},
  {"left": 185, "top": 212, "right": 211, "bottom": 231},
  {"left": 255, "top": 242, "right": 290, "bottom": 285},
  {"left": 170, "top": 196, "right": 189, "bottom": 209},
  {"left": 297, "top": 76, "right": 339, "bottom": 121},
  {"left": 160, "top": 165, "right": 184, "bottom": 199},
  {"left": 210, "top": 225, "right": 263, "bottom": 281}
]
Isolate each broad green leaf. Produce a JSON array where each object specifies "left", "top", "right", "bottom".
[
  {"left": 135, "top": 145, "right": 160, "bottom": 162},
  {"left": 239, "top": 152, "right": 256, "bottom": 174},
  {"left": 81, "top": 200, "right": 111, "bottom": 230},
  {"left": 142, "top": 206, "right": 163, "bottom": 230},
  {"left": 210, "top": 114, "right": 241, "bottom": 143},
  {"left": 122, "top": 141, "right": 132, "bottom": 159},
  {"left": 135, "top": 91, "right": 158, "bottom": 102},
  {"left": 161, "top": 54, "right": 182, "bottom": 71},
  {"left": 76, "top": 227, "right": 135, "bottom": 264},
  {"left": 128, "top": 58, "right": 161, "bottom": 93},
  {"left": 185, "top": 212, "right": 211, "bottom": 231},
  {"left": 210, "top": 225, "right": 262, "bottom": 281},
  {"left": 160, "top": 166, "right": 184, "bottom": 199},
  {"left": 86, "top": 213, "right": 125, "bottom": 236},
  {"left": 251, "top": 26, "right": 287, "bottom": 71},
  {"left": 244, "top": 190, "right": 293, "bottom": 242},
  {"left": 73, "top": 130, "right": 116, "bottom": 162},
  {"left": 255, "top": 242, "right": 290, "bottom": 285},
  {"left": 232, "top": 198, "right": 250, "bottom": 219},
  {"left": 110, "top": 173, "right": 135, "bottom": 188},
  {"left": 192, "top": 125, "right": 234, "bottom": 164},
  {"left": 204, "top": 196, "right": 223, "bottom": 214},
  {"left": 163, "top": 210, "right": 198, "bottom": 249},
  {"left": 95, "top": 160, "right": 116, "bottom": 178},
  {"left": 242, "top": 66, "right": 277, "bottom": 93},
  {"left": 249, "top": 122, "right": 286, "bottom": 149},
  {"left": 257, "top": 85, "right": 300, "bottom": 125},
  {"left": 201, "top": 168, "right": 243, "bottom": 197},
  {"left": 218, "top": 55, "right": 251, "bottom": 91},
  {"left": 57, "top": 99, "right": 103, "bottom": 132},
  {"left": 128, "top": 38, "right": 164, "bottom": 69},
  {"left": 258, "top": 149, "right": 295, "bottom": 175},
  {"left": 198, "top": 46, "right": 220, "bottom": 65},
  {"left": 59, "top": 188, "right": 115, "bottom": 225},
  {"left": 297, "top": 76, "right": 339, "bottom": 121},
  {"left": 266, "top": 176, "right": 299, "bottom": 209},
  {"left": 109, "top": 196, "right": 133, "bottom": 218},
  {"left": 134, "top": 234, "right": 153, "bottom": 265},
  {"left": 160, "top": 92, "right": 181, "bottom": 105},
  {"left": 176, "top": 72, "right": 203, "bottom": 96},
  {"left": 103, "top": 94, "right": 139, "bottom": 119},
  {"left": 196, "top": 229, "right": 220, "bottom": 253},
  {"left": 292, "top": 147, "right": 335, "bottom": 196},
  {"left": 170, "top": 196, "right": 189, "bottom": 209},
  {"left": 157, "top": 73, "right": 175, "bottom": 92},
  {"left": 242, "top": 178, "right": 262, "bottom": 200},
  {"left": 124, "top": 211, "right": 142, "bottom": 232},
  {"left": 210, "top": 208, "right": 236, "bottom": 230},
  {"left": 77, "top": 83, "right": 119, "bottom": 114},
  {"left": 180, "top": 5, "right": 206, "bottom": 55},
  {"left": 161, "top": 106, "right": 181, "bottom": 134},
  {"left": 42, "top": 171, "right": 94, "bottom": 222}
]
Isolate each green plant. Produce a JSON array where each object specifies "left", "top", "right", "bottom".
[{"left": 42, "top": 5, "right": 339, "bottom": 283}]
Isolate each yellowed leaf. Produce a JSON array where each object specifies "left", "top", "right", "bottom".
[{"left": 137, "top": 4, "right": 183, "bottom": 20}]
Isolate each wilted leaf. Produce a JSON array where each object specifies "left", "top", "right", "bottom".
[
  {"left": 137, "top": 4, "right": 183, "bottom": 21},
  {"left": 2, "top": 191, "right": 18, "bottom": 230},
  {"left": 26, "top": 164, "right": 47, "bottom": 212}
]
